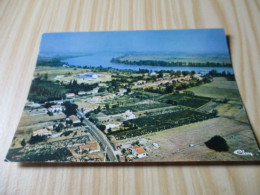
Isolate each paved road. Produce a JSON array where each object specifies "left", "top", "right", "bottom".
[{"left": 77, "top": 110, "right": 118, "bottom": 162}]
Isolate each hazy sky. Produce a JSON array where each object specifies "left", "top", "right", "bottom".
[{"left": 39, "top": 29, "right": 229, "bottom": 55}]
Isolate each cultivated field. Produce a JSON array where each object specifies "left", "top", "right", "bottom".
[
  {"left": 129, "top": 117, "right": 260, "bottom": 162},
  {"left": 186, "top": 77, "right": 242, "bottom": 100}
]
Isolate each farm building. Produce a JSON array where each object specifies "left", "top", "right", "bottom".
[
  {"left": 69, "top": 115, "right": 81, "bottom": 124},
  {"left": 78, "top": 141, "right": 100, "bottom": 153},
  {"left": 129, "top": 146, "right": 148, "bottom": 158}
]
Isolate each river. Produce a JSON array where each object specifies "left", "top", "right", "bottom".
[{"left": 62, "top": 52, "right": 234, "bottom": 74}]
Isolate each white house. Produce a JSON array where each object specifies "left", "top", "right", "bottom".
[
  {"left": 49, "top": 105, "right": 63, "bottom": 113},
  {"left": 78, "top": 91, "right": 87, "bottom": 95},
  {"left": 33, "top": 129, "right": 52, "bottom": 136},
  {"left": 66, "top": 93, "right": 75, "bottom": 98},
  {"left": 122, "top": 110, "right": 136, "bottom": 120},
  {"left": 129, "top": 146, "right": 148, "bottom": 158},
  {"left": 104, "top": 121, "right": 122, "bottom": 130}
]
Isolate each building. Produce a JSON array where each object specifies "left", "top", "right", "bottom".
[
  {"left": 49, "top": 105, "right": 63, "bottom": 113},
  {"left": 55, "top": 75, "right": 64, "bottom": 79},
  {"left": 118, "top": 89, "right": 127, "bottom": 96},
  {"left": 150, "top": 72, "right": 158, "bottom": 76},
  {"left": 78, "top": 141, "right": 100, "bottom": 153},
  {"left": 66, "top": 93, "right": 75, "bottom": 98},
  {"left": 122, "top": 110, "right": 136, "bottom": 120},
  {"left": 32, "top": 129, "right": 52, "bottom": 136},
  {"left": 85, "top": 72, "right": 98, "bottom": 79},
  {"left": 25, "top": 102, "right": 41, "bottom": 108},
  {"left": 78, "top": 91, "right": 87, "bottom": 95},
  {"left": 69, "top": 115, "right": 81, "bottom": 124},
  {"left": 74, "top": 72, "right": 98, "bottom": 80},
  {"left": 104, "top": 121, "right": 122, "bottom": 130},
  {"left": 84, "top": 104, "right": 104, "bottom": 113},
  {"left": 129, "top": 146, "right": 148, "bottom": 158},
  {"left": 136, "top": 80, "right": 146, "bottom": 85}
]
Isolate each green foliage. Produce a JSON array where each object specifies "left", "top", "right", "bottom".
[
  {"left": 28, "top": 78, "right": 67, "bottom": 103},
  {"left": 161, "top": 94, "right": 211, "bottom": 108},
  {"left": 205, "top": 135, "right": 229, "bottom": 152},
  {"left": 21, "top": 139, "right": 26, "bottom": 147},
  {"left": 21, "top": 148, "right": 72, "bottom": 162},
  {"left": 63, "top": 131, "right": 73, "bottom": 136},
  {"left": 63, "top": 101, "right": 78, "bottom": 116},
  {"left": 64, "top": 80, "right": 98, "bottom": 94},
  {"left": 29, "top": 135, "right": 47, "bottom": 144},
  {"left": 97, "top": 124, "right": 106, "bottom": 131}
]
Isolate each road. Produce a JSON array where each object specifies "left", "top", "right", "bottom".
[{"left": 77, "top": 110, "right": 118, "bottom": 162}]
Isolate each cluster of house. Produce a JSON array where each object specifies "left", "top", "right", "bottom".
[{"left": 143, "top": 75, "right": 192, "bottom": 87}]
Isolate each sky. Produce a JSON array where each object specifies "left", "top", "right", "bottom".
[{"left": 39, "top": 29, "right": 229, "bottom": 55}]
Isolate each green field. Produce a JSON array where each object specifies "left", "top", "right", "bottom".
[
  {"left": 186, "top": 77, "right": 242, "bottom": 100},
  {"left": 103, "top": 102, "right": 170, "bottom": 115},
  {"left": 110, "top": 109, "right": 215, "bottom": 140},
  {"left": 159, "top": 94, "right": 211, "bottom": 108}
]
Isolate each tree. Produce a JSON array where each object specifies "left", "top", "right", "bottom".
[
  {"left": 21, "top": 139, "right": 26, "bottom": 147},
  {"left": 121, "top": 148, "right": 126, "bottom": 154},
  {"left": 63, "top": 101, "right": 78, "bottom": 116},
  {"left": 98, "top": 124, "right": 106, "bottom": 132},
  {"left": 29, "top": 135, "right": 47, "bottom": 144},
  {"left": 205, "top": 135, "right": 229, "bottom": 152},
  {"left": 165, "top": 85, "right": 174, "bottom": 93},
  {"left": 98, "top": 87, "right": 106, "bottom": 93},
  {"left": 105, "top": 104, "right": 110, "bottom": 110}
]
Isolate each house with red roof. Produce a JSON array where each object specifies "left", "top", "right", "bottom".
[{"left": 129, "top": 145, "right": 148, "bottom": 158}]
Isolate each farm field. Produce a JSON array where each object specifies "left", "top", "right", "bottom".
[
  {"left": 103, "top": 102, "right": 170, "bottom": 115},
  {"left": 110, "top": 109, "right": 215, "bottom": 140},
  {"left": 186, "top": 77, "right": 242, "bottom": 100},
  {"left": 159, "top": 94, "right": 211, "bottom": 108},
  {"left": 129, "top": 117, "right": 260, "bottom": 162},
  {"left": 18, "top": 110, "right": 65, "bottom": 128}
]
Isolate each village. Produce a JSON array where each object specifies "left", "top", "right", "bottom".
[{"left": 7, "top": 65, "right": 259, "bottom": 162}]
